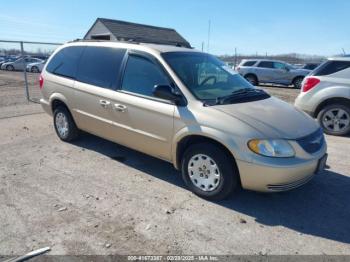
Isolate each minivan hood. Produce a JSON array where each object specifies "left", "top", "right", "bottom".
[{"left": 213, "top": 97, "right": 319, "bottom": 139}]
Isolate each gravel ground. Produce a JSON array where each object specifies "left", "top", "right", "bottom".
[{"left": 0, "top": 70, "right": 349, "bottom": 256}]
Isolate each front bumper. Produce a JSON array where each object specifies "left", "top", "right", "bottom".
[{"left": 236, "top": 149, "right": 326, "bottom": 192}]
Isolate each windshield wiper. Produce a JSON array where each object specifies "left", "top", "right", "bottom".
[{"left": 215, "top": 88, "right": 268, "bottom": 105}]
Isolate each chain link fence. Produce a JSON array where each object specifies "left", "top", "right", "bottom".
[{"left": 0, "top": 40, "right": 61, "bottom": 104}]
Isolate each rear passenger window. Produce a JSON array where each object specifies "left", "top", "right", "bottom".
[
  {"left": 46, "top": 46, "right": 84, "bottom": 79},
  {"left": 312, "top": 61, "right": 350, "bottom": 76},
  {"left": 121, "top": 55, "right": 169, "bottom": 97},
  {"left": 243, "top": 61, "right": 256, "bottom": 66},
  {"left": 76, "top": 47, "right": 126, "bottom": 89},
  {"left": 257, "top": 61, "right": 274, "bottom": 68}
]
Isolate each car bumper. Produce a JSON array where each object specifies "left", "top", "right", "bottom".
[
  {"left": 295, "top": 94, "right": 315, "bottom": 117},
  {"left": 236, "top": 153, "right": 326, "bottom": 192},
  {"left": 40, "top": 98, "right": 52, "bottom": 116}
]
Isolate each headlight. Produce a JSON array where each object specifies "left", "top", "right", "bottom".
[{"left": 248, "top": 139, "right": 295, "bottom": 158}]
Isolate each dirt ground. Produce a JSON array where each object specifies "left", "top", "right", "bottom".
[{"left": 0, "top": 70, "right": 349, "bottom": 256}]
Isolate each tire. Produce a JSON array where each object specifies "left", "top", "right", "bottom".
[
  {"left": 317, "top": 104, "right": 350, "bottom": 136},
  {"left": 244, "top": 74, "right": 258, "bottom": 86},
  {"left": 292, "top": 76, "right": 304, "bottom": 89},
  {"left": 6, "top": 65, "right": 14, "bottom": 71},
  {"left": 53, "top": 106, "right": 79, "bottom": 141},
  {"left": 31, "top": 66, "right": 39, "bottom": 73},
  {"left": 181, "top": 143, "right": 239, "bottom": 200}
]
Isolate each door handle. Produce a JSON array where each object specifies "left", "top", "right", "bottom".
[
  {"left": 99, "top": 100, "right": 111, "bottom": 108},
  {"left": 114, "top": 103, "right": 127, "bottom": 112}
]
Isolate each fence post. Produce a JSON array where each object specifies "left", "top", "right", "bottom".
[{"left": 20, "top": 41, "right": 30, "bottom": 102}]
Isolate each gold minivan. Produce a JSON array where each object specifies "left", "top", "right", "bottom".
[{"left": 40, "top": 41, "right": 327, "bottom": 200}]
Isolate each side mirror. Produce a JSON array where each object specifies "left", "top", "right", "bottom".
[
  {"left": 153, "top": 84, "right": 186, "bottom": 106},
  {"left": 285, "top": 67, "right": 290, "bottom": 72}
]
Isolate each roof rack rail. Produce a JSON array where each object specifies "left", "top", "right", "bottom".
[{"left": 68, "top": 38, "right": 193, "bottom": 49}]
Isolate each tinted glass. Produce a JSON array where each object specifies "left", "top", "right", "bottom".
[
  {"left": 312, "top": 61, "right": 350, "bottom": 76},
  {"left": 76, "top": 46, "right": 126, "bottom": 89},
  {"left": 258, "top": 61, "right": 274, "bottom": 68},
  {"left": 46, "top": 46, "right": 84, "bottom": 79},
  {"left": 162, "top": 52, "right": 254, "bottom": 100},
  {"left": 273, "top": 62, "right": 286, "bottom": 69},
  {"left": 304, "top": 64, "right": 319, "bottom": 70},
  {"left": 121, "top": 55, "right": 169, "bottom": 97},
  {"left": 243, "top": 61, "right": 256, "bottom": 66}
]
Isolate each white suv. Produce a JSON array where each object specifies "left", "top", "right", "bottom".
[{"left": 295, "top": 57, "right": 350, "bottom": 136}]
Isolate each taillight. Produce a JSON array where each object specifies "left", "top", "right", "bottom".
[
  {"left": 302, "top": 77, "right": 320, "bottom": 92},
  {"left": 39, "top": 74, "right": 44, "bottom": 89}
]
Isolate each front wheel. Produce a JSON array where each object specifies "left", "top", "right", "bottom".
[
  {"left": 181, "top": 143, "right": 239, "bottom": 200},
  {"left": 6, "top": 65, "right": 14, "bottom": 71},
  {"left": 317, "top": 104, "right": 350, "bottom": 136}
]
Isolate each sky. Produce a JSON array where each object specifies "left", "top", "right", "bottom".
[{"left": 0, "top": 0, "right": 349, "bottom": 56}]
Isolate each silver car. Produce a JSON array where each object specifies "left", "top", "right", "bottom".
[
  {"left": 295, "top": 57, "right": 350, "bottom": 136},
  {"left": 26, "top": 60, "right": 46, "bottom": 73},
  {"left": 237, "top": 59, "right": 311, "bottom": 88},
  {"left": 1, "top": 57, "right": 42, "bottom": 71}
]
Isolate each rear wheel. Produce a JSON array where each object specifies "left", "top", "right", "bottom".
[
  {"left": 53, "top": 106, "right": 79, "bottom": 141},
  {"left": 317, "top": 104, "right": 350, "bottom": 136},
  {"left": 293, "top": 76, "right": 304, "bottom": 89},
  {"left": 244, "top": 74, "right": 258, "bottom": 86},
  {"left": 6, "top": 65, "right": 14, "bottom": 71},
  {"left": 31, "top": 66, "right": 39, "bottom": 73},
  {"left": 181, "top": 143, "right": 239, "bottom": 200}
]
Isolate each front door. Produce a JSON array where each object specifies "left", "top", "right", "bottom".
[{"left": 116, "top": 51, "right": 175, "bottom": 161}]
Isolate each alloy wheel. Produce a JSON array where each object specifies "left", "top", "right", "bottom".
[{"left": 322, "top": 108, "right": 350, "bottom": 133}]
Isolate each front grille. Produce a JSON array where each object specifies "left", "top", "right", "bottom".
[
  {"left": 297, "top": 128, "right": 325, "bottom": 154},
  {"left": 267, "top": 175, "right": 314, "bottom": 191}
]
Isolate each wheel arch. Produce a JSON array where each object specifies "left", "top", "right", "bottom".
[
  {"left": 291, "top": 75, "right": 305, "bottom": 84},
  {"left": 244, "top": 73, "right": 258, "bottom": 81},
  {"left": 174, "top": 134, "right": 242, "bottom": 186},
  {"left": 314, "top": 97, "right": 350, "bottom": 117}
]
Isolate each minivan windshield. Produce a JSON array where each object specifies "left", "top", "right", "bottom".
[{"left": 162, "top": 52, "right": 269, "bottom": 104}]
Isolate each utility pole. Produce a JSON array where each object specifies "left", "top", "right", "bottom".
[
  {"left": 207, "top": 20, "right": 211, "bottom": 53},
  {"left": 201, "top": 42, "right": 204, "bottom": 52},
  {"left": 342, "top": 48, "right": 346, "bottom": 55}
]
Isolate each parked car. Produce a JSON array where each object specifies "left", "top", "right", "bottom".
[
  {"left": 295, "top": 57, "right": 350, "bottom": 136},
  {"left": 39, "top": 41, "right": 327, "bottom": 200},
  {"left": 26, "top": 60, "right": 46, "bottom": 73},
  {"left": 301, "top": 63, "right": 321, "bottom": 71},
  {"left": 0, "top": 57, "right": 17, "bottom": 68},
  {"left": 236, "top": 59, "right": 311, "bottom": 88},
  {"left": 1, "top": 57, "right": 43, "bottom": 71}
]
